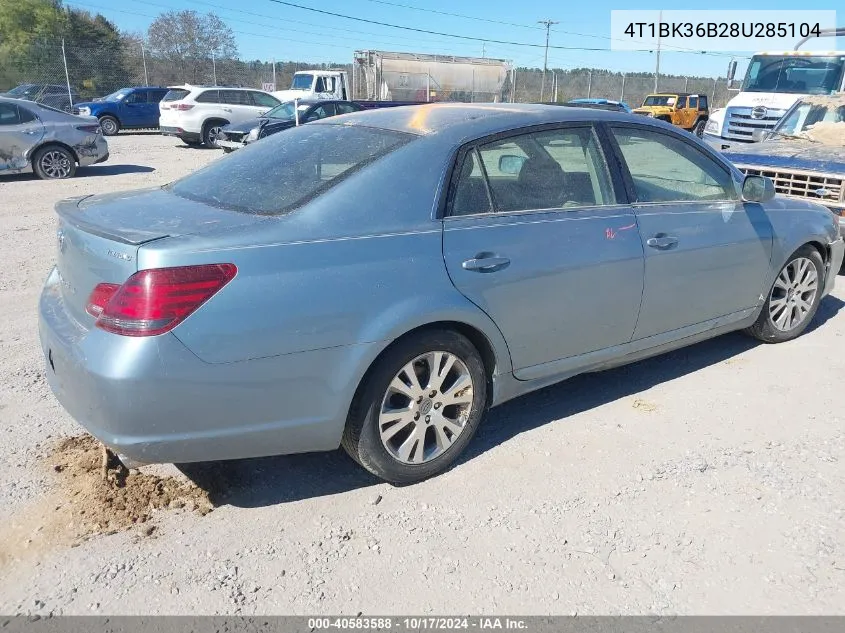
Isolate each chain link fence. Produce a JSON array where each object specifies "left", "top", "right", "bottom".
[{"left": 1, "top": 41, "right": 733, "bottom": 109}]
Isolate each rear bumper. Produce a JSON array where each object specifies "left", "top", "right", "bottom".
[
  {"left": 38, "top": 267, "right": 370, "bottom": 465},
  {"left": 77, "top": 136, "right": 109, "bottom": 167},
  {"left": 161, "top": 127, "right": 201, "bottom": 143}
]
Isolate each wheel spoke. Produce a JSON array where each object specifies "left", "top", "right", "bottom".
[
  {"left": 396, "top": 427, "right": 424, "bottom": 463},
  {"left": 442, "top": 373, "right": 473, "bottom": 405},
  {"left": 769, "top": 298, "right": 789, "bottom": 320},
  {"left": 379, "top": 408, "right": 415, "bottom": 442},
  {"left": 428, "top": 352, "right": 456, "bottom": 392},
  {"left": 774, "top": 304, "right": 791, "bottom": 329},
  {"left": 439, "top": 415, "right": 464, "bottom": 436},
  {"left": 432, "top": 423, "right": 453, "bottom": 453},
  {"left": 388, "top": 376, "right": 416, "bottom": 399},
  {"left": 401, "top": 361, "right": 423, "bottom": 394}
]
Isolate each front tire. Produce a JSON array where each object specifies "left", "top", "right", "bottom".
[
  {"left": 745, "top": 246, "right": 824, "bottom": 343},
  {"left": 32, "top": 145, "right": 77, "bottom": 180},
  {"left": 342, "top": 330, "right": 488, "bottom": 484},
  {"left": 98, "top": 115, "right": 119, "bottom": 136},
  {"left": 692, "top": 119, "right": 706, "bottom": 138}
]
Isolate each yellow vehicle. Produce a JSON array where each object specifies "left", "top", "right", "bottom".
[{"left": 633, "top": 93, "right": 710, "bottom": 137}]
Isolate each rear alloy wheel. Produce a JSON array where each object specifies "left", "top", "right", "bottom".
[
  {"left": 32, "top": 146, "right": 76, "bottom": 180},
  {"left": 98, "top": 115, "right": 119, "bottom": 136},
  {"left": 342, "top": 330, "right": 487, "bottom": 484},
  {"left": 202, "top": 122, "right": 225, "bottom": 148},
  {"left": 745, "top": 246, "right": 824, "bottom": 343}
]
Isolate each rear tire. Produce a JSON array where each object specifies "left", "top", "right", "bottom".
[
  {"left": 202, "top": 120, "right": 226, "bottom": 148},
  {"left": 342, "top": 330, "right": 488, "bottom": 484},
  {"left": 98, "top": 115, "right": 119, "bottom": 136},
  {"left": 32, "top": 145, "right": 77, "bottom": 180},
  {"left": 692, "top": 119, "right": 706, "bottom": 138},
  {"left": 744, "top": 246, "right": 824, "bottom": 343}
]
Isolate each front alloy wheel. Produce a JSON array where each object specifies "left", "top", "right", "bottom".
[{"left": 745, "top": 246, "right": 824, "bottom": 343}]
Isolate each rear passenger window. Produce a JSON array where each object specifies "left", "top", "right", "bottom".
[
  {"left": 610, "top": 127, "right": 737, "bottom": 202},
  {"left": 250, "top": 91, "right": 279, "bottom": 108},
  {"left": 336, "top": 103, "right": 359, "bottom": 114},
  {"left": 195, "top": 90, "right": 220, "bottom": 103},
  {"left": 688, "top": 96, "right": 698, "bottom": 109},
  {"left": 0, "top": 103, "right": 20, "bottom": 125},
  {"left": 18, "top": 106, "right": 36, "bottom": 123},
  {"left": 449, "top": 150, "right": 492, "bottom": 217},
  {"left": 150, "top": 90, "right": 168, "bottom": 103},
  {"left": 221, "top": 90, "right": 251, "bottom": 105}
]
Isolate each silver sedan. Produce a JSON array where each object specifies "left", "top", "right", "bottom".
[
  {"left": 38, "top": 104, "right": 844, "bottom": 483},
  {"left": 0, "top": 96, "right": 108, "bottom": 179}
]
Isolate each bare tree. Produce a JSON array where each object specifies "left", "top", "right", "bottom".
[{"left": 146, "top": 10, "right": 237, "bottom": 84}]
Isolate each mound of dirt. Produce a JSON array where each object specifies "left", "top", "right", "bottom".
[{"left": 48, "top": 435, "right": 213, "bottom": 542}]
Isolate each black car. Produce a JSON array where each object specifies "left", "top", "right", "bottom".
[
  {"left": 218, "top": 99, "right": 364, "bottom": 151},
  {"left": 0, "top": 83, "right": 81, "bottom": 112}
]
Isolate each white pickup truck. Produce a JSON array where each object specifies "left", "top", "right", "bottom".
[{"left": 273, "top": 71, "right": 351, "bottom": 102}]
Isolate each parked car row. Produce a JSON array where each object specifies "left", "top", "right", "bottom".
[{"left": 37, "top": 103, "right": 843, "bottom": 484}]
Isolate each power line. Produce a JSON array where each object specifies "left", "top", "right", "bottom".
[
  {"left": 359, "top": 0, "right": 543, "bottom": 31},
  {"left": 265, "top": 0, "right": 745, "bottom": 58}
]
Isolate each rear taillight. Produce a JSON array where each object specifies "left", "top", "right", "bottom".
[
  {"left": 86, "top": 283, "right": 120, "bottom": 317},
  {"left": 86, "top": 264, "right": 237, "bottom": 337},
  {"left": 172, "top": 103, "right": 194, "bottom": 111}
]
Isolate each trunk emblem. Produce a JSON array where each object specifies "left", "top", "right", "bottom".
[
  {"left": 107, "top": 249, "right": 133, "bottom": 262},
  {"left": 57, "top": 229, "right": 66, "bottom": 253}
]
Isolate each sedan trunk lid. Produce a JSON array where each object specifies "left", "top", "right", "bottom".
[{"left": 54, "top": 187, "right": 267, "bottom": 326}]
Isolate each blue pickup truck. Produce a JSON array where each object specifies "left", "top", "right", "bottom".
[{"left": 73, "top": 87, "right": 169, "bottom": 135}]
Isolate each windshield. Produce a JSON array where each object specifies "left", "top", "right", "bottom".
[
  {"left": 742, "top": 55, "right": 845, "bottom": 95},
  {"left": 168, "top": 124, "right": 415, "bottom": 215},
  {"left": 264, "top": 101, "right": 311, "bottom": 120},
  {"left": 291, "top": 74, "right": 314, "bottom": 91},
  {"left": 642, "top": 95, "right": 676, "bottom": 107},
  {"left": 772, "top": 97, "right": 845, "bottom": 145},
  {"left": 7, "top": 84, "right": 38, "bottom": 96},
  {"left": 102, "top": 88, "right": 132, "bottom": 101}
]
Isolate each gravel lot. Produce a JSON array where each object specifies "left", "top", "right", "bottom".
[{"left": 1, "top": 134, "right": 844, "bottom": 616}]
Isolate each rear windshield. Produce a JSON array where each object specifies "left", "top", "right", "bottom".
[
  {"left": 163, "top": 89, "right": 190, "bottom": 102},
  {"left": 168, "top": 124, "right": 415, "bottom": 215}
]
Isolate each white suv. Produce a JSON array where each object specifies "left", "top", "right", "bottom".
[{"left": 159, "top": 85, "right": 281, "bottom": 148}]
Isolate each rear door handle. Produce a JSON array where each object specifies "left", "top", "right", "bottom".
[
  {"left": 462, "top": 254, "right": 510, "bottom": 273},
  {"left": 646, "top": 234, "right": 679, "bottom": 249}
]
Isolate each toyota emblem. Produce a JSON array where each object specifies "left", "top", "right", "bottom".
[{"left": 750, "top": 106, "right": 768, "bottom": 120}]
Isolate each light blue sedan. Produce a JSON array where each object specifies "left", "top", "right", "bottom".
[{"left": 39, "top": 104, "right": 844, "bottom": 483}]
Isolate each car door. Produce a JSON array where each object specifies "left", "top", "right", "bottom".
[
  {"left": 606, "top": 124, "right": 773, "bottom": 341},
  {"left": 120, "top": 90, "right": 148, "bottom": 127},
  {"left": 219, "top": 90, "right": 255, "bottom": 124},
  {"left": 442, "top": 124, "right": 645, "bottom": 380},
  {"left": 0, "top": 103, "right": 44, "bottom": 173},
  {"left": 247, "top": 91, "right": 280, "bottom": 117}
]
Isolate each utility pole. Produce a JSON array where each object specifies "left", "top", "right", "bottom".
[
  {"left": 538, "top": 19, "right": 558, "bottom": 102},
  {"left": 481, "top": 42, "right": 486, "bottom": 58},
  {"left": 654, "top": 9, "right": 663, "bottom": 92}
]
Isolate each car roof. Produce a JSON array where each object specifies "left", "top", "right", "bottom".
[{"left": 318, "top": 102, "right": 648, "bottom": 139}]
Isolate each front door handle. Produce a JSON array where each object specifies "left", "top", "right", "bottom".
[
  {"left": 222, "top": 108, "right": 232, "bottom": 113},
  {"left": 646, "top": 234, "right": 679, "bottom": 250},
  {"left": 462, "top": 254, "right": 510, "bottom": 273}
]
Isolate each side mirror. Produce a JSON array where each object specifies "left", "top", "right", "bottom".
[
  {"left": 742, "top": 175, "right": 775, "bottom": 203},
  {"left": 727, "top": 60, "right": 737, "bottom": 81},
  {"left": 498, "top": 154, "right": 525, "bottom": 175},
  {"left": 751, "top": 129, "right": 769, "bottom": 143}
]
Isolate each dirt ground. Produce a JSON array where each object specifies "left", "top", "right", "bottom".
[{"left": 1, "top": 134, "right": 844, "bottom": 616}]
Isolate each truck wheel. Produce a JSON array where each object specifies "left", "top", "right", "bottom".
[
  {"left": 692, "top": 119, "right": 706, "bottom": 138},
  {"left": 98, "top": 116, "right": 119, "bottom": 136}
]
